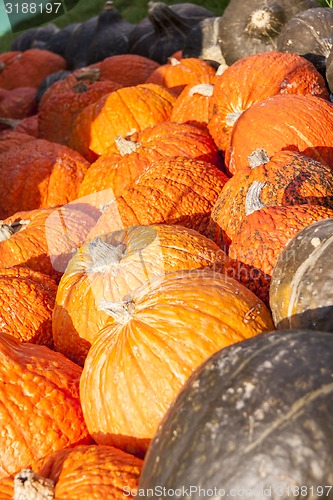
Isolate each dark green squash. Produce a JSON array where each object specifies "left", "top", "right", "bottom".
[
  {"left": 270, "top": 218, "right": 333, "bottom": 332},
  {"left": 11, "top": 23, "right": 59, "bottom": 52},
  {"left": 86, "top": 1, "right": 134, "bottom": 65},
  {"left": 139, "top": 329, "right": 333, "bottom": 496},
  {"left": 182, "top": 17, "right": 226, "bottom": 65},
  {"left": 65, "top": 17, "right": 98, "bottom": 69},
  {"left": 44, "top": 23, "right": 81, "bottom": 60},
  {"left": 218, "top": 0, "right": 320, "bottom": 65},
  {"left": 277, "top": 7, "right": 333, "bottom": 79},
  {"left": 128, "top": 2, "right": 215, "bottom": 64}
]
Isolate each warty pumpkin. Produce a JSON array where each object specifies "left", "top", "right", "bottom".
[
  {"left": 0, "top": 332, "right": 91, "bottom": 479},
  {"left": 68, "top": 83, "right": 176, "bottom": 160},
  {"left": 0, "top": 444, "right": 143, "bottom": 499},
  {"left": 0, "top": 49, "right": 66, "bottom": 90},
  {"left": 78, "top": 121, "right": 224, "bottom": 199},
  {"left": 0, "top": 267, "right": 56, "bottom": 346},
  {"left": 38, "top": 73, "right": 122, "bottom": 146},
  {"left": 0, "top": 139, "right": 90, "bottom": 219},
  {"left": 80, "top": 268, "right": 274, "bottom": 458},
  {"left": 139, "top": 329, "right": 333, "bottom": 494},
  {"left": 208, "top": 50, "right": 329, "bottom": 154},
  {"left": 52, "top": 223, "right": 230, "bottom": 366},
  {"left": 0, "top": 87, "right": 37, "bottom": 120},
  {"left": 206, "top": 149, "right": 333, "bottom": 250},
  {"left": 228, "top": 181, "right": 333, "bottom": 304},
  {"left": 270, "top": 218, "right": 333, "bottom": 332},
  {"left": 87, "top": 156, "right": 228, "bottom": 240},
  {"left": 145, "top": 57, "right": 216, "bottom": 96},
  {"left": 225, "top": 94, "right": 333, "bottom": 174},
  {"left": 0, "top": 203, "right": 98, "bottom": 283}
]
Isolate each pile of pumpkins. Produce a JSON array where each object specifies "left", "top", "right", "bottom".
[{"left": 0, "top": 0, "right": 332, "bottom": 497}]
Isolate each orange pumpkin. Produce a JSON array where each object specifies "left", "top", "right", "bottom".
[
  {"left": 0, "top": 49, "right": 66, "bottom": 90},
  {"left": 80, "top": 269, "right": 274, "bottom": 457},
  {"left": 0, "top": 267, "right": 57, "bottom": 346},
  {"left": 38, "top": 73, "right": 122, "bottom": 146},
  {"left": 78, "top": 121, "right": 224, "bottom": 199},
  {"left": 145, "top": 57, "right": 216, "bottom": 95},
  {"left": 0, "top": 332, "right": 91, "bottom": 479},
  {"left": 0, "top": 444, "right": 143, "bottom": 499},
  {"left": 208, "top": 51, "right": 330, "bottom": 154},
  {"left": 225, "top": 94, "right": 333, "bottom": 174},
  {"left": 82, "top": 53, "right": 160, "bottom": 87},
  {"left": 170, "top": 82, "right": 214, "bottom": 130},
  {"left": 88, "top": 156, "right": 228, "bottom": 240},
  {"left": 228, "top": 181, "right": 333, "bottom": 304},
  {"left": 0, "top": 203, "right": 99, "bottom": 283},
  {"left": 0, "top": 130, "right": 36, "bottom": 154},
  {"left": 68, "top": 83, "right": 176, "bottom": 160},
  {"left": 207, "top": 149, "right": 333, "bottom": 249},
  {"left": 53, "top": 223, "right": 230, "bottom": 365},
  {"left": 0, "top": 139, "right": 90, "bottom": 218},
  {"left": 0, "top": 87, "right": 37, "bottom": 120}
]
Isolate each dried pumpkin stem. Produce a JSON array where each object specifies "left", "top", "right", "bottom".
[
  {"left": 248, "top": 148, "right": 270, "bottom": 168},
  {"left": 99, "top": 298, "right": 135, "bottom": 324},
  {"left": 115, "top": 136, "right": 141, "bottom": 156},
  {"left": 0, "top": 117, "right": 21, "bottom": 129},
  {"left": 14, "top": 469, "right": 55, "bottom": 500},
  {"left": 188, "top": 83, "right": 214, "bottom": 97},
  {"left": 89, "top": 237, "right": 126, "bottom": 269},
  {"left": 0, "top": 219, "right": 29, "bottom": 242},
  {"left": 75, "top": 68, "right": 101, "bottom": 83},
  {"left": 245, "top": 181, "right": 266, "bottom": 216}
]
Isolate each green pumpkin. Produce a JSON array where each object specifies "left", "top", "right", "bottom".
[
  {"left": 139, "top": 329, "right": 333, "bottom": 497},
  {"left": 270, "top": 218, "right": 333, "bottom": 332}
]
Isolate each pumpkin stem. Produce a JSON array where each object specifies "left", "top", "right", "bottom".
[
  {"left": 115, "top": 136, "right": 141, "bottom": 156},
  {"left": 72, "top": 81, "right": 90, "bottom": 94},
  {"left": 0, "top": 117, "right": 21, "bottom": 129},
  {"left": 245, "top": 181, "right": 266, "bottom": 216},
  {"left": 0, "top": 219, "right": 29, "bottom": 242},
  {"left": 245, "top": 4, "right": 285, "bottom": 40},
  {"left": 248, "top": 149, "right": 270, "bottom": 168},
  {"left": 215, "top": 63, "right": 228, "bottom": 76},
  {"left": 99, "top": 298, "right": 135, "bottom": 324},
  {"left": 188, "top": 83, "right": 214, "bottom": 97},
  {"left": 75, "top": 67, "right": 101, "bottom": 83},
  {"left": 225, "top": 111, "right": 242, "bottom": 127},
  {"left": 13, "top": 469, "right": 55, "bottom": 500},
  {"left": 0, "top": 62, "right": 5, "bottom": 73},
  {"left": 88, "top": 237, "right": 126, "bottom": 270}
]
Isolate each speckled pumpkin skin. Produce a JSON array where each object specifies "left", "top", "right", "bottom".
[
  {"left": 228, "top": 204, "right": 333, "bottom": 305},
  {"left": 139, "top": 329, "right": 333, "bottom": 495},
  {"left": 207, "top": 150, "right": 333, "bottom": 250},
  {"left": 270, "top": 218, "right": 333, "bottom": 332}
]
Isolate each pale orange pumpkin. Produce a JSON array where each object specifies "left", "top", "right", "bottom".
[{"left": 80, "top": 269, "right": 274, "bottom": 458}]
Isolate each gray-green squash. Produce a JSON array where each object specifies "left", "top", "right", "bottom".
[{"left": 139, "top": 328, "right": 333, "bottom": 497}]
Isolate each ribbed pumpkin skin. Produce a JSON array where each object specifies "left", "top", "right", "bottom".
[
  {"left": 0, "top": 139, "right": 90, "bottom": 219},
  {"left": 145, "top": 57, "right": 216, "bottom": 95},
  {"left": 80, "top": 269, "right": 274, "bottom": 458},
  {"left": 0, "top": 267, "right": 56, "bottom": 346},
  {"left": 78, "top": 122, "right": 223, "bottom": 198},
  {"left": 0, "top": 332, "right": 91, "bottom": 479},
  {"left": 170, "top": 82, "right": 214, "bottom": 130},
  {"left": 270, "top": 218, "right": 333, "bottom": 332},
  {"left": 53, "top": 224, "right": 230, "bottom": 366},
  {"left": 207, "top": 150, "right": 333, "bottom": 249},
  {"left": 229, "top": 204, "right": 333, "bottom": 304},
  {"left": 0, "top": 205, "right": 98, "bottom": 283},
  {"left": 86, "top": 53, "right": 160, "bottom": 87},
  {"left": 88, "top": 156, "right": 228, "bottom": 240},
  {"left": 138, "top": 330, "right": 333, "bottom": 494},
  {"left": 0, "top": 444, "right": 143, "bottom": 499},
  {"left": 0, "top": 49, "right": 66, "bottom": 90},
  {"left": 208, "top": 51, "right": 330, "bottom": 153},
  {"left": 226, "top": 94, "right": 333, "bottom": 174},
  {"left": 38, "top": 74, "right": 122, "bottom": 145},
  {"left": 68, "top": 83, "right": 176, "bottom": 159}
]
